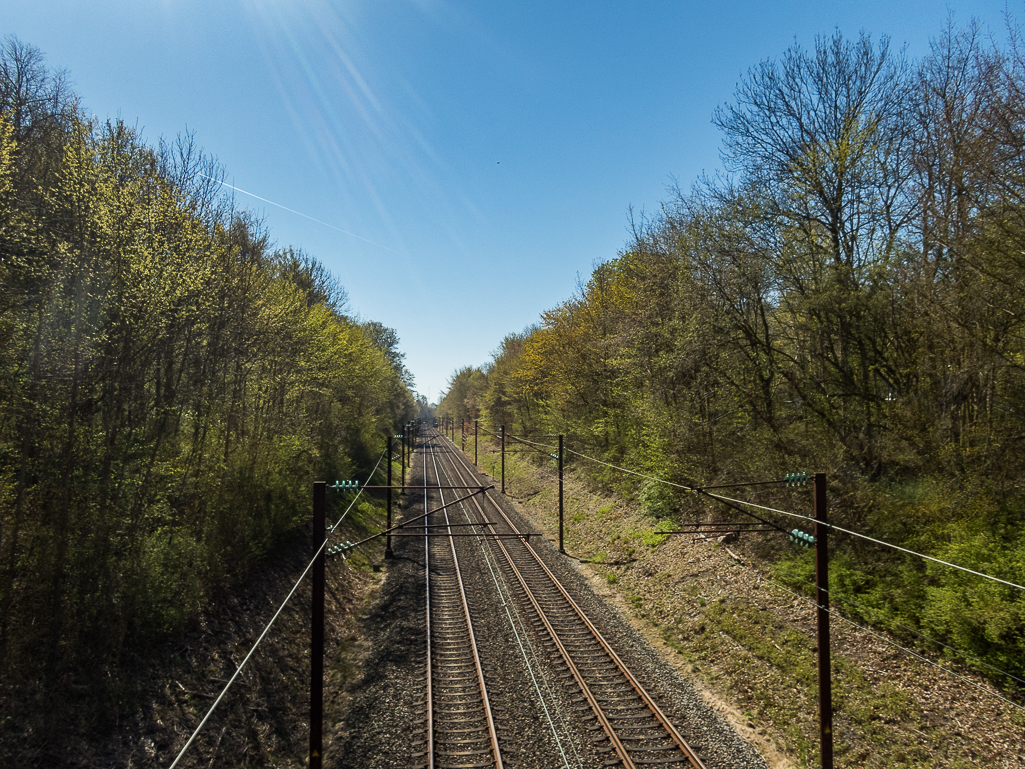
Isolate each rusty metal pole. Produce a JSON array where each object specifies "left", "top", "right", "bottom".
[
  {"left": 401, "top": 426, "right": 406, "bottom": 490},
  {"left": 814, "top": 472, "right": 833, "bottom": 769},
  {"left": 461, "top": 418, "right": 465, "bottom": 451},
  {"left": 474, "top": 420, "right": 478, "bottom": 465},
  {"left": 385, "top": 435, "right": 394, "bottom": 559},
  {"left": 559, "top": 434, "right": 565, "bottom": 553},
  {"left": 311, "top": 481, "right": 326, "bottom": 769},
  {"left": 500, "top": 425, "right": 505, "bottom": 494}
]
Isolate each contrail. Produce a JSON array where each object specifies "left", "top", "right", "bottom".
[{"left": 200, "top": 174, "right": 401, "bottom": 254}]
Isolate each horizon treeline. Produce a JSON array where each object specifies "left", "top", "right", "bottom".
[
  {"left": 0, "top": 36, "right": 416, "bottom": 696},
  {"left": 438, "top": 22, "right": 1025, "bottom": 682}
]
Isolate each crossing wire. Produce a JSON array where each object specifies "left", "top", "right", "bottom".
[
  {"left": 565, "top": 446, "right": 788, "bottom": 534},
  {"left": 718, "top": 556, "right": 1025, "bottom": 713},
  {"left": 826, "top": 588, "right": 1025, "bottom": 689},
  {"left": 743, "top": 562, "right": 1025, "bottom": 691},
  {"left": 166, "top": 450, "right": 387, "bottom": 769}
]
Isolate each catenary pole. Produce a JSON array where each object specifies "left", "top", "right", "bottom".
[
  {"left": 814, "top": 473, "right": 833, "bottom": 769},
  {"left": 559, "top": 434, "right": 565, "bottom": 553},
  {"left": 310, "top": 482, "right": 326, "bottom": 769},
  {"left": 385, "top": 435, "right": 394, "bottom": 559}
]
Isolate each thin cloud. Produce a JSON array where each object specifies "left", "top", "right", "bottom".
[{"left": 201, "top": 174, "right": 402, "bottom": 254}]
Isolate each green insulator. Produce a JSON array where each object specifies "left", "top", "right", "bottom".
[{"left": 789, "top": 528, "right": 814, "bottom": 547}]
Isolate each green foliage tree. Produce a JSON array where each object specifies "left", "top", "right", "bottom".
[
  {"left": 0, "top": 38, "right": 416, "bottom": 727},
  {"left": 440, "top": 19, "right": 1025, "bottom": 687},
  {"left": 436, "top": 365, "right": 488, "bottom": 424}
]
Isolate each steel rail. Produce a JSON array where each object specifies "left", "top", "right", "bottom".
[
  {"left": 421, "top": 430, "right": 504, "bottom": 769},
  {"left": 430, "top": 431, "right": 632, "bottom": 761},
  {"left": 422, "top": 428, "right": 435, "bottom": 769},
  {"left": 433, "top": 428, "right": 707, "bottom": 769}
]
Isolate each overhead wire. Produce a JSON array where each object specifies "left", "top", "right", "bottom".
[
  {"left": 505, "top": 433, "right": 559, "bottom": 451},
  {"left": 166, "top": 449, "right": 386, "bottom": 769},
  {"left": 702, "top": 488, "right": 1025, "bottom": 593},
  {"left": 200, "top": 175, "right": 400, "bottom": 253},
  {"left": 825, "top": 521, "right": 1025, "bottom": 593},
  {"left": 505, "top": 433, "right": 559, "bottom": 459},
  {"left": 565, "top": 445, "right": 1025, "bottom": 593},
  {"left": 565, "top": 447, "right": 695, "bottom": 490},
  {"left": 826, "top": 610, "right": 1025, "bottom": 712},
  {"left": 328, "top": 450, "right": 386, "bottom": 533},
  {"left": 566, "top": 447, "right": 788, "bottom": 534}
]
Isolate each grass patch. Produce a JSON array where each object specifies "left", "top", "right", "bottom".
[{"left": 672, "top": 594, "right": 987, "bottom": 768}]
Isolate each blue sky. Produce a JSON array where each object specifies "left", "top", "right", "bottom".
[{"left": 1, "top": 1, "right": 1017, "bottom": 403}]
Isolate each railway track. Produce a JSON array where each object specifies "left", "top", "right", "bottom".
[
  {"left": 412, "top": 424, "right": 707, "bottom": 769},
  {"left": 418, "top": 431, "right": 503, "bottom": 769}
]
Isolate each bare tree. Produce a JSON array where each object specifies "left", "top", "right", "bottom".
[
  {"left": 711, "top": 31, "right": 919, "bottom": 473},
  {"left": 713, "top": 30, "right": 916, "bottom": 271},
  {"left": 0, "top": 36, "right": 76, "bottom": 140},
  {"left": 156, "top": 130, "right": 230, "bottom": 228}
]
